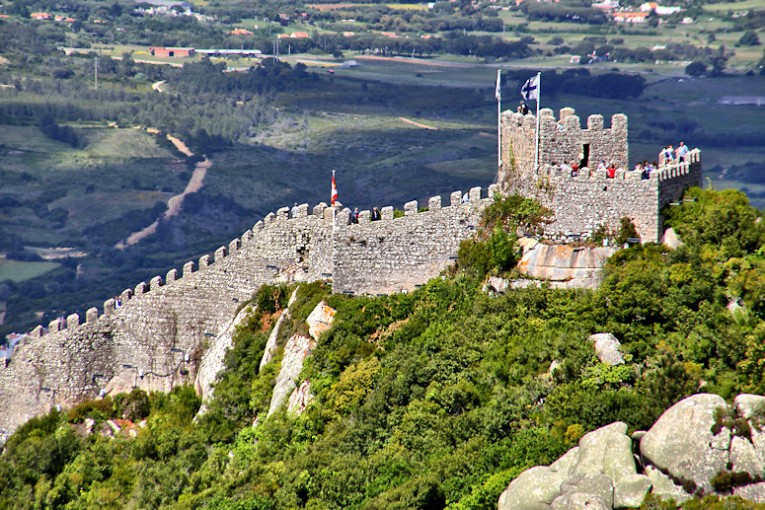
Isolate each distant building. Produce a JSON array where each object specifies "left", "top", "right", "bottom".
[
  {"left": 149, "top": 47, "right": 196, "bottom": 58},
  {"left": 230, "top": 28, "right": 253, "bottom": 35},
  {"left": 639, "top": 2, "right": 681, "bottom": 14},
  {"left": 613, "top": 11, "right": 648, "bottom": 23},
  {"left": 654, "top": 5, "right": 682, "bottom": 15},
  {"left": 291, "top": 32, "right": 310, "bottom": 39},
  {"left": 30, "top": 12, "right": 51, "bottom": 20},
  {"left": 592, "top": 0, "right": 618, "bottom": 10},
  {"left": 197, "top": 48, "right": 263, "bottom": 57}
]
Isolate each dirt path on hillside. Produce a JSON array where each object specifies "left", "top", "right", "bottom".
[
  {"left": 115, "top": 133, "right": 210, "bottom": 250},
  {"left": 399, "top": 117, "right": 437, "bottom": 130}
]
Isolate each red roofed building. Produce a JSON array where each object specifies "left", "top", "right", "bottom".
[
  {"left": 291, "top": 32, "right": 310, "bottom": 39},
  {"left": 149, "top": 47, "right": 196, "bottom": 58},
  {"left": 31, "top": 12, "right": 51, "bottom": 20},
  {"left": 612, "top": 11, "right": 648, "bottom": 23}
]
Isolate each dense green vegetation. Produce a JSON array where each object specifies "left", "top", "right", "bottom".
[{"left": 3, "top": 188, "right": 765, "bottom": 508}]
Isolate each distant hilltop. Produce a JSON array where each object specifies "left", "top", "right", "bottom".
[{"left": 0, "top": 107, "right": 701, "bottom": 441}]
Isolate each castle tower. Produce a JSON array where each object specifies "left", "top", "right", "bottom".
[{"left": 498, "top": 107, "right": 701, "bottom": 243}]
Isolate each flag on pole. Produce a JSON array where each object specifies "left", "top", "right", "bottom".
[
  {"left": 494, "top": 69, "right": 501, "bottom": 101},
  {"left": 331, "top": 170, "right": 338, "bottom": 206},
  {"left": 521, "top": 75, "right": 539, "bottom": 101}
]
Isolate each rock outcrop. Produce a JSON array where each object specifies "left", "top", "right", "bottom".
[
  {"left": 516, "top": 243, "right": 616, "bottom": 290},
  {"left": 661, "top": 227, "right": 683, "bottom": 249},
  {"left": 267, "top": 334, "right": 316, "bottom": 417},
  {"left": 588, "top": 333, "right": 625, "bottom": 366},
  {"left": 306, "top": 301, "right": 336, "bottom": 341},
  {"left": 499, "top": 422, "right": 647, "bottom": 510},
  {"left": 499, "top": 393, "right": 765, "bottom": 509},
  {"left": 640, "top": 394, "right": 728, "bottom": 494},
  {"left": 266, "top": 301, "right": 334, "bottom": 417},
  {"left": 196, "top": 304, "right": 255, "bottom": 406}
]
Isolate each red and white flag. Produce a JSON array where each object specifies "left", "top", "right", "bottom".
[{"left": 331, "top": 170, "right": 338, "bottom": 206}]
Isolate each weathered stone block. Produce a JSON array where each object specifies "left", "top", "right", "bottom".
[
  {"left": 86, "top": 308, "right": 98, "bottom": 323},
  {"left": 149, "top": 276, "right": 163, "bottom": 290},
  {"left": 587, "top": 114, "right": 604, "bottom": 130}
]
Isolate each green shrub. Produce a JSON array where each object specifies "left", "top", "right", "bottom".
[
  {"left": 615, "top": 217, "right": 639, "bottom": 245},
  {"left": 67, "top": 398, "right": 114, "bottom": 424},
  {"left": 114, "top": 389, "right": 150, "bottom": 422},
  {"left": 457, "top": 237, "right": 492, "bottom": 278}
]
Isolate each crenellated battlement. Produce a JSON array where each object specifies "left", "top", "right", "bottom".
[
  {"left": 0, "top": 183, "right": 499, "bottom": 442},
  {"left": 499, "top": 107, "right": 701, "bottom": 243},
  {"left": 20, "top": 183, "right": 501, "bottom": 341}
]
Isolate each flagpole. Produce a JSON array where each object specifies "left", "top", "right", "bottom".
[
  {"left": 534, "top": 72, "right": 541, "bottom": 173},
  {"left": 496, "top": 69, "right": 502, "bottom": 171},
  {"left": 331, "top": 170, "right": 336, "bottom": 281}
]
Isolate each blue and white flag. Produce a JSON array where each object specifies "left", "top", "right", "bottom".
[
  {"left": 495, "top": 70, "right": 502, "bottom": 101},
  {"left": 521, "top": 75, "right": 539, "bottom": 101}
]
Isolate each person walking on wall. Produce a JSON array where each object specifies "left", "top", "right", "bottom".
[{"left": 371, "top": 207, "right": 381, "bottom": 221}]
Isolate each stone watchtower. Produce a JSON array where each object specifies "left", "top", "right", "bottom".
[{"left": 498, "top": 107, "right": 702, "bottom": 243}]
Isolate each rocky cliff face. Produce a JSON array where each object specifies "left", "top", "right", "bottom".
[{"left": 499, "top": 393, "right": 765, "bottom": 509}]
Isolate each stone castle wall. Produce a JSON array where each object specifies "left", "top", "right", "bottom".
[
  {"left": 0, "top": 185, "right": 496, "bottom": 441},
  {"left": 499, "top": 108, "right": 702, "bottom": 242},
  {"left": 333, "top": 187, "right": 488, "bottom": 294}
]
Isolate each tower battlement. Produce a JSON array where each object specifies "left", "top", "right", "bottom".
[{"left": 499, "top": 107, "right": 701, "bottom": 242}]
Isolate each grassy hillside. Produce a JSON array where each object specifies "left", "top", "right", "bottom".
[{"left": 2, "top": 188, "right": 765, "bottom": 509}]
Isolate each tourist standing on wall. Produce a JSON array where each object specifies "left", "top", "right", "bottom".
[{"left": 675, "top": 142, "right": 689, "bottom": 162}]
